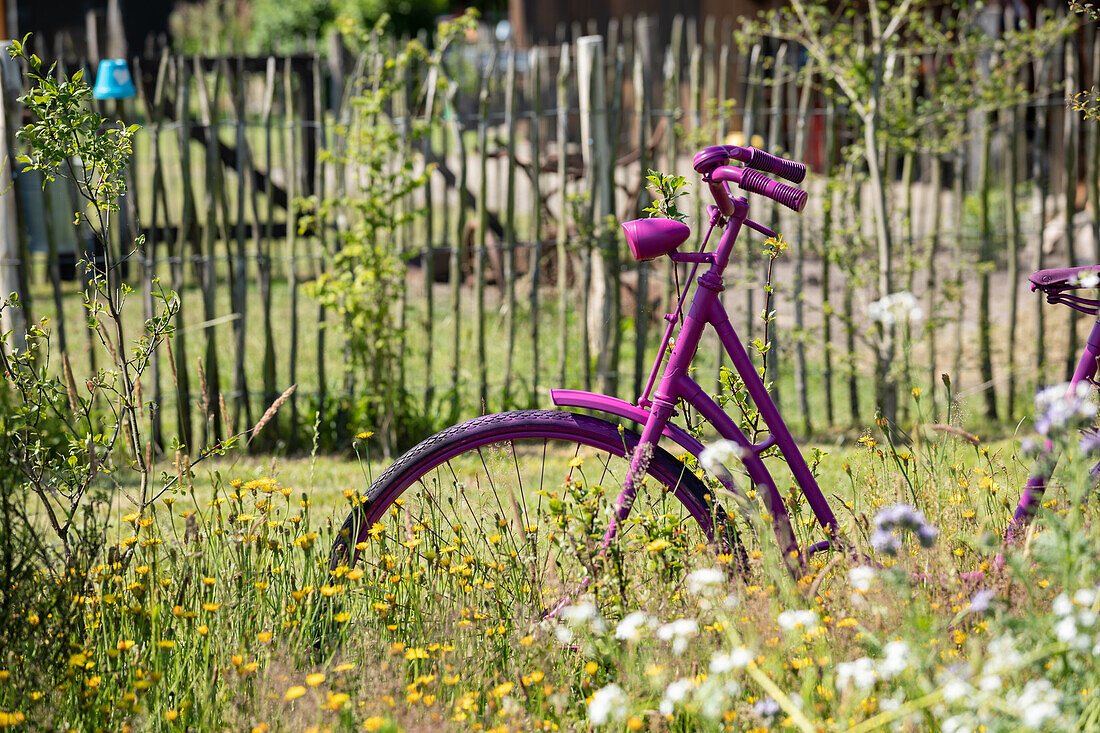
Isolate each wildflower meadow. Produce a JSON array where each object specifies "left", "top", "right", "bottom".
[
  {"left": 4, "top": 7, "right": 1100, "bottom": 733},
  {"left": 3, "top": 382, "right": 1100, "bottom": 731}
]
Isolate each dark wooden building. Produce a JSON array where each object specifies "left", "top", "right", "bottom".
[
  {"left": 507, "top": 0, "right": 780, "bottom": 47},
  {"left": 7, "top": 0, "right": 176, "bottom": 58}
]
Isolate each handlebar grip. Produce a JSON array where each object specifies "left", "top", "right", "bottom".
[
  {"left": 745, "top": 147, "right": 807, "bottom": 184},
  {"left": 739, "top": 169, "right": 807, "bottom": 212}
]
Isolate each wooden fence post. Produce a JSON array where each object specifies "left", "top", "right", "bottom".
[
  {"left": 632, "top": 25, "right": 650, "bottom": 401},
  {"left": 529, "top": 45, "right": 543, "bottom": 409},
  {"left": 556, "top": 43, "right": 571, "bottom": 391},
  {"left": 1064, "top": 33, "right": 1079, "bottom": 381},
  {"left": 503, "top": 44, "right": 518, "bottom": 407},
  {"left": 0, "top": 43, "right": 25, "bottom": 353},
  {"left": 475, "top": 50, "right": 495, "bottom": 412},
  {"left": 447, "top": 80, "right": 467, "bottom": 423},
  {"left": 172, "top": 55, "right": 194, "bottom": 449}
]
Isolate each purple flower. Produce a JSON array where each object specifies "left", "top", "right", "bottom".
[
  {"left": 752, "top": 698, "right": 781, "bottom": 720},
  {"left": 871, "top": 504, "right": 938, "bottom": 556},
  {"left": 969, "top": 589, "right": 995, "bottom": 613},
  {"left": 917, "top": 523, "right": 938, "bottom": 548},
  {"left": 870, "top": 528, "right": 901, "bottom": 555},
  {"left": 1034, "top": 383, "right": 1096, "bottom": 436}
]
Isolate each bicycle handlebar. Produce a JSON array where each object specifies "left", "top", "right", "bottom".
[
  {"left": 692, "top": 144, "right": 807, "bottom": 184},
  {"left": 741, "top": 147, "right": 807, "bottom": 184},
  {"left": 710, "top": 165, "right": 808, "bottom": 213}
]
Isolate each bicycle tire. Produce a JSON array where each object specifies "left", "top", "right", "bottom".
[{"left": 327, "top": 410, "right": 738, "bottom": 639}]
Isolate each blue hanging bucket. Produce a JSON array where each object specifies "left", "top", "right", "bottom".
[{"left": 92, "top": 59, "right": 136, "bottom": 100}]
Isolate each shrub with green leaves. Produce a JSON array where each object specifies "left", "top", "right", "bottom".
[{"left": 305, "top": 13, "right": 475, "bottom": 455}]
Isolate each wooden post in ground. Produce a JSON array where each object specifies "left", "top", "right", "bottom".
[
  {"left": 193, "top": 57, "right": 224, "bottom": 444},
  {"left": 0, "top": 42, "right": 24, "bottom": 353},
  {"left": 529, "top": 45, "right": 543, "bottom": 409},
  {"left": 502, "top": 44, "right": 518, "bottom": 407},
  {"left": 284, "top": 58, "right": 301, "bottom": 447},
  {"left": 1032, "top": 53, "right": 1050, "bottom": 383},
  {"left": 475, "top": 51, "right": 495, "bottom": 412},
  {"left": 821, "top": 95, "right": 838, "bottom": 427},
  {"left": 1064, "top": 34, "right": 1079, "bottom": 381},
  {"left": 447, "top": 81, "right": 467, "bottom": 423},
  {"left": 230, "top": 56, "right": 253, "bottom": 436},
  {"left": 137, "top": 50, "right": 171, "bottom": 452},
  {"left": 1003, "top": 56, "right": 1023, "bottom": 423},
  {"left": 311, "top": 52, "right": 328, "bottom": 436},
  {"left": 577, "top": 35, "right": 618, "bottom": 397},
  {"left": 556, "top": 44, "right": 571, "bottom": 391},
  {"left": 792, "top": 58, "right": 814, "bottom": 434},
  {"left": 172, "top": 55, "right": 194, "bottom": 449},
  {"left": 259, "top": 56, "right": 278, "bottom": 443},
  {"left": 632, "top": 25, "right": 651, "bottom": 401}
]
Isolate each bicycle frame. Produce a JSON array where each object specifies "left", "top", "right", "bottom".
[
  {"left": 549, "top": 144, "right": 1099, "bottom": 581},
  {"left": 554, "top": 193, "right": 840, "bottom": 575}
]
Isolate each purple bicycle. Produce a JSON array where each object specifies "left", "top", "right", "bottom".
[{"left": 327, "top": 143, "right": 1087, "bottom": 627}]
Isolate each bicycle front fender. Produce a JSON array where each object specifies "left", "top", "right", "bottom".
[{"left": 549, "top": 389, "right": 705, "bottom": 458}]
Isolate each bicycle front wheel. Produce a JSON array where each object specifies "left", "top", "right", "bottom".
[{"left": 328, "top": 410, "right": 732, "bottom": 645}]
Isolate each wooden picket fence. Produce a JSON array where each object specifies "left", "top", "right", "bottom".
[{"left": 3, "top": 11, "right": 1099, "bottom": 454}]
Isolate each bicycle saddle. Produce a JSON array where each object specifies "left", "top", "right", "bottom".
[
  {"left": 1030, "top": 265, "right": 1100, "bottom": 291},
  {"left": 1031, "top": 265, "right": 1100, "bottom": 315}
]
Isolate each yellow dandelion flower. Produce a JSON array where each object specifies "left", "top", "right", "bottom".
[
  {"left": 333, "top": 663, "right": 355, "bottom": 672},
  {"left": 117, "top": 639, "right": 135, "bottom": 651},
  {"left": 256, "top": 631, "right": 273, "bottom": 643},
  {"left": 334, "top": 612, "right": 351, "bottom": 623},
  {"left": 197, "top": 625, "right": 209, "bottom": 636},
  {"left": 124, "top": 512, "right": 140, "bottom": 523},
  {"left": 584, "top": 662, "right": 598, "bottom": 675},
  {"left": 493, "top": 682, "right": 514, "bottom": 697},
  {"left": 327, "top": 692, "right": 350, "bottom": 710},
  {"left": 356, "top": 431, "right": 374, "bottom": 440},
  {"left": 568, "top": 457, "right": 584, "bottom": 468},
  {"left": 85, "top": 675, "right": 102, "bottom": 688},
  {"left": 520, "top": 635, "right": 534, "bottom": 647},
  {"left": 346, "top": 569, "right": 364, "bottom": 581},
  {"left": 202, "top": 603, "right": 221, "bottom": 612},
  {"left": 134, "top": 565, "right": 150, "bottom": 576},
  {"left": 284, "top": 686, "right": 306, "bottom": 701},
  {"left": 236, "top": 514, "right": 255, "bottom": 522},
  {"left": 306, "top": 673, "right": 325, "bottom": 687},
  {"left": 164, "top": 709, "right": 179, "bottom": 722},
  {"left": 294, "top": 533, "right": 318, "bottom": 549},
  {"left": 157, "top": 640, "right": 176, "bottom": 650},
  {"left": 362, "top": 717, "right": 384, "bottom": 731},
  {"left": 646, "top": 538, "right": 670, "bottom": 552},
  {"left": 202, "top": 577, "right": 216, "bottom": 587}
]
